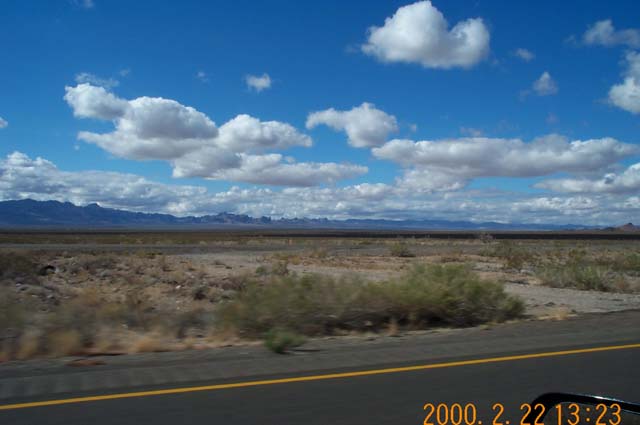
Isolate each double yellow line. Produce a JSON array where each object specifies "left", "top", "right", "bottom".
[{"left": 1, "top": 343, "right": 638, "bottom": 411}]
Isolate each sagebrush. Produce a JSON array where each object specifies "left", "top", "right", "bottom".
[{"left": 217, "top": 264, "right": 524, "bottom": 337}]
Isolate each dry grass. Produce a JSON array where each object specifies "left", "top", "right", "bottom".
[
  {"left": 15, "top": 330, "right": 41, "bottom": 360},
  {"left": 0, "top": 263, "right": 215, "bottom": 360},
  {"left": 386, "top": 317, "right": 400, "bottom": 336},
  {"left": 47, "top": 330, "right": 83, "bottom": 357},
  {"left": 546, "top": 307, "right": 572, "bottom": 321},
  {"left": 129, "top": 333, "right": 170, "bottom": 353}
]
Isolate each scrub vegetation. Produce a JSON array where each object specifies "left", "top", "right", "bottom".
[
  {"left": 217, "top": 264, "right": 524, "bottom": 339},
  {"left": 0, "top": 234, "right": 638, "bottom": 359}
]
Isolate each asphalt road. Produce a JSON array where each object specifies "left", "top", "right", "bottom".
[{"left": 1, "top": 343, "right": 639, "bottom": 425}]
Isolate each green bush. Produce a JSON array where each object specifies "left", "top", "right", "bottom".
[
  {"left": 596, "top": 252, "right": 640, "bottom": 274},
  {"left": 621, "top": 253, "right": 640, "bottom": 273},
  {"left": 263, "top": 328, "right": 306, "bottom": 354},
  {"left": 389, "top": 242, "right": 415, "bottom": 258},
  {"left": 255, "top": 261, "right": 290, "bottom": 277},
  {"left": 217, "top": 264, "right": 524, "bottom": 337},
  {"left": 536, "top": 258, "right": 637, "bottom": 292},
  {"left": 488, "top": 241, "right": 531, "bottom": 270},
  {"left": 536, "top": 249, "right": 640, "bottom": 293},
  {"left": 271, "top": 260, "right": 290, "bottom": 276},
  {"left": 255, "top": 265, "right": 269, "bottom": 276}
]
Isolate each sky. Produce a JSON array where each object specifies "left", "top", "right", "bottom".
[{"left": 1, "top": 0, "right": 639, "bottom": 225}]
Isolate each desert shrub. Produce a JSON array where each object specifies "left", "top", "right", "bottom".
[
  {"left": 536, "top": 248, "right": 640, "bottom": 293},
  {"left": 389, "top": 242, "right": 415, "bottom": 258},
  {"left": 536, "top": 252, "right": 639, "bottom": 292},
  {"left": 254, "top": 261, "right": 289, "bottom": 277},
  {"left": 309, "top": 248, "right": 329, "bottom": 259},
  {"left": 130, "top": 333, "right": 167, "bottom": 353},
  {"left": 271, "top": 260, "right": 290, "bottom": 276},
  {"left": 67, "top": 254, "right": 119, "bottom": 275},
  {"left": 133, "top": 250, "right": 160, "bottom": 259},
  {"left": 0, "top": 289, "right": 37, "bottom": 359},
  {"left": 0, "top": 251, "right": 39, "bottom": 281},
  {"left": 595, "top": 252, "right": 640, "bottom": 274},
  {"left": 169, "top": 309, "right": 210, "bottom": 339},
  {"left": 1, "top": 290, "right": 103, "bottom": 359},
  {"left": 384, "top": 264, "right": 524, "bottom": 326},
  {"left": 45, "top": 287, "right": 157, "bottom": 349},
  {"left": 537, "top": 264, "right": 613, "bottom": 291},
  {"left": 263, "top": 328, "right": 306, "bottom": 354},
  {"left": 14, "top": 330, "right": 42, "bottom": 359},
  {"left": 217, "top": 264, "right": 524, "bottom": 337},
  {"left": 619, "top": 252, "right": 640, "bottom": 273},
  {"left": 157, "top": 255, "right": 171, "bottom": 272},
  {"left": 255, "top": 265, "right": 269, "bottom": 276},
  {"left": 0, "top": 289, "right": 27, "bottom": 334},
  {"left": 47, "top": 330, "right": 83, "bottom": 357},
  {"left": 488, "top": 241, "right": 531, "bottom": 270},
  {"left": 356, "top": 239, "right": 373, "bottom": 246},
  {"left": 192, "top": 286, "right": 208, "bottom": 300},
  {"left": 120, "top": 288, "right": 160, "bottom": 329},
  {"left": 47, "top": 291, "right": 104, "bottom": 346}
]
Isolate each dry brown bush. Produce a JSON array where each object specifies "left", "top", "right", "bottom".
[{"left": 47, "top": 330, "right": 83, "bottom": 357}]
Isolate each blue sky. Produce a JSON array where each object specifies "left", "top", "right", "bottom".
[{"left": 1, "top": 0, "right": 639, "bottom": 224}]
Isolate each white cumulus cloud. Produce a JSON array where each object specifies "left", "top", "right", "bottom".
[
  {"left": 306, "top": 102, "right": 398, "bottom": 148},
  {"left": 512, "top": 197, "right": 599, "bottom": 215},
  {"left": 0, "top": 117, "right": 7, "bottom": 129},
  {"left": 609, "top": 51, "right": 640, "bottom": 114},
  {"left": 64, "top": 84, "right": 129, "bottom": 120},
  {"left": 513, "top": 48, "right": 535, "bottom": 62},
  {"left": 583, "top": 20, "right": 640, "bottom": 48},
  {"left": 245, "top": 73, "right": 272, "bottom": 92},
  {"left": 66, "top": 85, "right": 219, "bottom": 160},
  {"left": 532, "top": 71, "right": 558, "bottom": 96},
  {"left": 65, "top": 84, "right": 363, "bottom": 187},
  {"left": 201, "top": 154, "right": 367, "bottom": 187},
  {"left": 373, "top": 135, "right": 638, "bottom": 191},
  {"left": 218, "top": 114, "right": 312, "bottom": 152},
  {"left": 172, "top": 150, "right": 366, "bottom": 186},
  {"left": 536, "top": 163, "right": 640, "bottom": 194},
  {"left": 361, "top": 1, "right": 490, "bottom": 69}
]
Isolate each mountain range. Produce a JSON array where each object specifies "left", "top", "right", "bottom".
[{"left": 0, "top": 199, "right": 608, "bottom": 231}]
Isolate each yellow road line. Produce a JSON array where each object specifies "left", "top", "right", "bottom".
[{"left": 1, "top": 342, "right": 639, "bottom": 411}]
